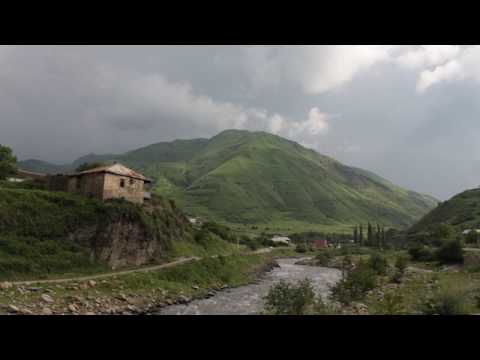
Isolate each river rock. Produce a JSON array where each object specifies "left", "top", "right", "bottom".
[
  {"left": 88, "top": 280, "right": 97, "bottom": 288},
  {"left": 0, "top": 282, "right": 13, "bottom": 290},
  {"left": 8, "top": 305, "right": 20, "bottom": 313},
  {"left": 41, "top": 294, "right": 54, "bottom": 303},
  {"left": 178, "top": 295, "right": 190, "bottom": 304},
  {"left": 192, "top": 285, "right": 200, "bottom": 290},
  {"left": 20, "top": 308, "right": 33, "bottom": 315},
  {"left": 42, "top": 307, "right": 53, "bottom": 315},
  {"left": 68, "top": 304, "right": 78, "bottom": 313}
]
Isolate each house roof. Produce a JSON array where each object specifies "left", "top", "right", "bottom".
[{"left": 70, "top": 163, "right": 152, "bottom": 182}]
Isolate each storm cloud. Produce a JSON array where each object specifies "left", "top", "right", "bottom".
[{"left": 1, "top": 45, "right": 480, "bottom": 200}]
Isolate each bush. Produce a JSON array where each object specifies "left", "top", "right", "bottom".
[
  {"left": 375, "top": 291, "right": 405, "bottom": 315},
  {"left": 239, "top": 236, "right": 259, "bottom": 251},
  {"left": 263, "top": 279, "right": 317, "bottom": 315},
  {"left": 315, "top": 251, "right": 334, "bottom": 266},
  {"left": 419, "top": 289, "right": 468, "bottom": 315},
  {"left": 435, "top": 239, "right": 464, "bottom": 264},
  {"left": 367, "top": 253, "right": 389, "bottom": 275},
  {"left": 295, "top": 243, "right": 308, "bottom": 253},
  {"left": 395, "top": 255, "right": 408, "bottom": 275},
  {"left": 329, "top": 262, "right": 377, "bottom": 305},
  {"left": 408, "top": 244, "right": 434, "bottom": 262}
]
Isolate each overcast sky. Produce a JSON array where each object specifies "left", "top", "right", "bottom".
[{"left": 2, "top": 45, "right": 480, "bottom": 200}]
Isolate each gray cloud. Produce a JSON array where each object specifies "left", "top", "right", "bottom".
[{"left": 1, "top": 45, "right": 480, "bottom": 200}]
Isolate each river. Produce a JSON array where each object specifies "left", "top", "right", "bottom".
[{"left": 159, "top": 258, "right": 342, "bottom": 315}]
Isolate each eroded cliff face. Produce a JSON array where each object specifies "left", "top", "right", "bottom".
[{"left": 69, "top": 198, "right": 194, "bottom": 268}]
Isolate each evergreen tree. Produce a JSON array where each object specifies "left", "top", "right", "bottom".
[
  {"left": 376, "top": 224, "right": 381, "bottom": 249},
  {"left": 359, "top": 224, "right": 364, "bottom": 246},
  {"left": 367, "top": 222, "right": 373, "bottom": 246},
  {"left": 0, "top": 144, "right": 17, "bottom": 180}
]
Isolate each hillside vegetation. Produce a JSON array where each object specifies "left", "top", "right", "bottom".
[
  {"left": 410, "top": 188, "right": 480, "bottom": 233},
  {"left": 0, "top": 183, "right": 237, "bottom": 280},
  {"left": 19, "top": 129, "right": 438, "bottom": 230}
]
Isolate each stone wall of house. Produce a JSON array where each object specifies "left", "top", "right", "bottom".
[
  {"left": 68, "top": 173, "right": 106, "bottom": 200},
  {"left": 103, "top": 173, "right": 144, "bottom": 204}
]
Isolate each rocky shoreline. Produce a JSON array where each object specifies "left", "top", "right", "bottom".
[{"left": 0, "top": 259, "right": 281, "bottom": 315}]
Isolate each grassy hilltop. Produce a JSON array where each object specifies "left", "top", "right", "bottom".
[
  {"left": 19, "top": 129, "right": 438, "bottom": 232},
  {"left": 410, "top": 188, "right": 480, "bottom": 233}
]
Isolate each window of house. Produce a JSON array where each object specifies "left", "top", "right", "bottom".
[
  {"left": 129, "top": 178, "right": 134, "bottom": 186},
  {"left": 120, "top": 179, "right": 125, "bottom": 188}
]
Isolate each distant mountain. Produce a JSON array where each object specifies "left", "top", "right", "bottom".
[
  {"left": 409, "top": 188, "right": 480, "bottom": 233},
  {"left": 17, "top": 159, "right": 71, "bottom": 174},
  {"left": 19, "top": 129, "right": 438, "bottom": 229}
]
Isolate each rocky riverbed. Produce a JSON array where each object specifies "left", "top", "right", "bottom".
[{"left": 159, "top": 258, "right": 342, "bottom": 315}]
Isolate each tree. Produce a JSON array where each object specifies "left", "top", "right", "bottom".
[
  {"left": 0, "top": 144, "right": 17, "bottom": 180},
  {"left": 353, "top": 226, "right": 358, "bottom": 244},
  {"left": 359, "top": 224, "right": 364, "bottom": 246},
  {"left": 367, "top": 222, "right": 373, "bottom": 246},
  {"left": 435, "top": 239, "right": 464, "bottom": 264},
  {"left": 376, "top": 224, "right": 381, "bottom": 249},
  {"left": 431, "top": 223, "right": 455, "bottom": 242}
]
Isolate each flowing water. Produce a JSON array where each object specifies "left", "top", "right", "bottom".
[{"left": 159, "top": 258, "right": 342, "bottom": 315}]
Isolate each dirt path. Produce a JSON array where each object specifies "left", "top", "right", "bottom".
[
  {"left": 11, "top": 257, "right": 200, "bottom": 286},
  {"left": 8, "top": 246, "right": 282, "bottom": 286}
]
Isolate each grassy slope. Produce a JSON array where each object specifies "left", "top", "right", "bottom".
[
  {"left": 18, "top": 130, "right": 438, "bottom": 231},
  {"left": 410, "top": 188, "right": 480, "bottom": 233},
  {"left": 0, "top": 183, "right": 237, "bottom": 280}
]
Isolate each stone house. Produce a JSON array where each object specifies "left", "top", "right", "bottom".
[{"left": 67, "top": 163, "right": 152, "bottom": 204}]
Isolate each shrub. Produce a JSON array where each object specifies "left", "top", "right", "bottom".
[
  {"left": 419, "top": 289, "right": 468, "bottom": 315},
  {"left": 375, "top": 291, "right": 405, "bottom": 315},
  {"left": 239, "top": 236, "right": 259, "bottom": 251},
  {"left": 408, "top": 244, "right": 434, "bottom": 262},
  {"left": 330, "top": 262, "right": 377, "bottom": 305},
  {"left": 367, "top": 253, "right": 388, "bottom": 275},
  {"left": 395, "top": 255, "right": 408, "bottom": 275},
  {"left": 435, "top": 239, "right": 464, "bottom": 264},
  {"left": 295, "top": 243, "right": 308, "bottom": 253},
  {"left": 315, "top": 251, "right": 333, "bottom": 266},
  {"left": 263, "top": 279, "right": 317, "bottom": 315}
]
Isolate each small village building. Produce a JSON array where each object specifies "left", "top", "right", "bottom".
[
  {"left": 462, "top": 229, "right": 480, "bottom": 235},
  {"left": 271, "top": 235, "right": 291, "bottom": 245},
  {"left": 67, "top": 163, "right": 152, "bottom": 205},
  {"left": 311, "top": 239, "right": 328, "bottom": 249}
]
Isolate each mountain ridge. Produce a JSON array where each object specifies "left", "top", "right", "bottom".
[{"left": 18, "top": 129, "right": 438, "bottom": 230}]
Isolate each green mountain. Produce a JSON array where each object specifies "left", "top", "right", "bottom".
[
  {"left": 409, "top": 188, "right": 480, "bottom": 233},
  {"left": 17, "top": 159, "right": 70, "bottom": 174},
  {"left": 18, "top": 129, "right": 438, "bottom": 230}
]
